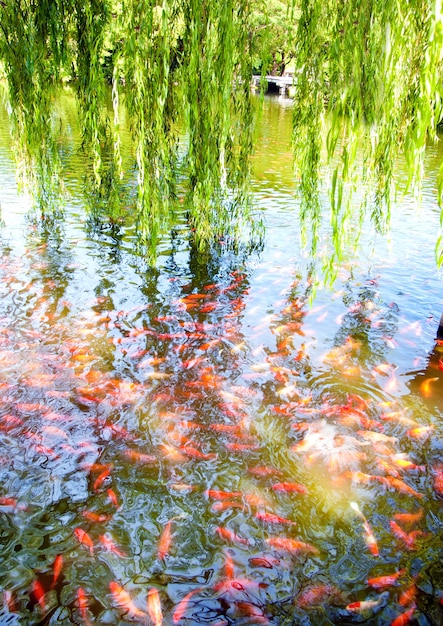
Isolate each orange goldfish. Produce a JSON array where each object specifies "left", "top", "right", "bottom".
[
  {"left": 147, "top": 588, "right": 163, "bottom": 626},
  {"left": 172, "top": 589, "right": 201, "bottom": 624},
  {"left": 215, "top": 527, "right": 251, "bottom": 546},
  {"left": 76, "top": 588, "right": 92, "bottom": 625},
  {"left": 74, "top": 528, "right": 94, "bottom": 556},
  {"left": 51, "top": 554, "right": 63, "bottom": 589},
  {"left": 99, "top": 534, "right": 127, "bottom": 557},
  {"left": 158, "top": 521, "right": 173, "bottom": 560},
  {"left": 390, "top": 604, "right": 416, "bottom": 626},
  {"left": 31, "top": 580, "right": 46, "bottom": 613},
  {"left": 271, "top": 482, "right": 308, "bottom": 494},
  {"left": 266, "top": 536, "right": 319, "bottom": 555},
  {"left": 393, "top": 510, "right": 423, "bottom": 525},
  {"left": 255, "top": 512, "right": 297, "bottom": 525},
  {"left": 109, "top": 582, "right": 148, "bottom": 620},
  {"left": 367, "top": 568, "right": 406, "bottom": 588}
]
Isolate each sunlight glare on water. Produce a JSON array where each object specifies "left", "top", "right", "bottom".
[{"left": 0, "top": 93, "right": 442, "bottom": 625}]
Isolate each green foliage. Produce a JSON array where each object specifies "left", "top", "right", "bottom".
[{"left": 0, "top": 0, "right": 443, "bottom": 266}]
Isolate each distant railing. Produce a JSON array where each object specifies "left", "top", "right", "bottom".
[{"left": 251, "top": 75, "right": 295, "bottom": 96}]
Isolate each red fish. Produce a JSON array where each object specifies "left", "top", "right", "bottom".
[
  {"left": 123, "top": 450, "right": 157, "bottom": 465},
  {"left": 147, "top": 588, "right": 163, "bottom": 626},
  {"left": 266, "top": 536, "right": 319, "bottom": 555},
  {"left": 211, "top": 501, "right": 246, "bottom": 512},
  {"left": 93, "top": 467, "right": 111, "bottom": 491},
  {"left": 109, "top": 582, "right": 147, "bottom": 620},
  {"left": 51, "top": 554, "right": 63, "bottom": 589},
  {"left": 215, "top": 527, "right": 251, "bottom": 546},
  {"left": 393, "top": 510, "right": 423, "bottom": 525},
  {"left": 31, "top": 580, "right": 46, "bottom": 613},
  {"left": 204, "top": 490, "right": 242, "bottom": 500},
  {"left": 74, "top": 528, "right": 94, "bottom": 556},
  {"left": 158, "top": 521, "right": 173, "bottom": 560},
  {"left": 99, "top": 534, "right": 127, "bottom": 557},
  {"left": 248, "top": 557, "right": 280, "bottom": 568},
  {"left": 82, "top": 511, "right": 112, "bottom": 523},
  {"left": 367, "top": 569, "right": 406, "bottom": 588},
  {"left": 172, "top": 589, "right": 201, "bottom": 624},
  {"left": 76, "top": 588, "right": 92, "bottom": 625},
  {"left": 272, "top": 482, "right": 308, "bottom": 494},
  {"left": 398, "top": 583, "right": 417, "bottom": 607},
  {"left": 179, "top": 446, "right": 217, "bottom": 460},
  {"left": 107, "top": 489, "right": 120, "bottom": 509},
  {"left": 390, "top": 604, "right": 416, "bottom": 626},
  {"left": 254, "top": 512, "right": 297, "bottom": 525}
]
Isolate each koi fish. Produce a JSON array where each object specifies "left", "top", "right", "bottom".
[
  {"left": 204, "top": 490, "right": 242, "bottom": 500},
  {"left": 76, "top": 588, "right": 92, "bottom": 626},
  {"left": 93, "top": 467, "right": 111, "bottom": 491},
  {"left": 346, "top": 591, "right": 389, "bottom": 614},
  {"left": 254, "top": 512, "right": 297, "bottom": 526},
  {"left": 147, "top": 588, "right": 163, "bottom": 626},
  {"left": 123, "top": 450, "right": 157, "bottom": 465},
  {"left": 393, "top": 510, "right": 423, "bottom": 525},
  {"left": 172, "top": 589, "right": 201, "bottom": 624},
  {"left": 390, "top": 604, "right": 416, "bottom": 626},
  {"left": 211, "top": 501, "right": 246, "bottom": 513},
  {"left": 82, "top": 511, "right": 112, "bottom": 523},
  {"left": 248, "top": 557, "right": 280, "bottom": 568},
  {"left": 271, "top": 482, "right": 308, "bottom": 494},
  {"left": 367, "top": 568, "right": 406, "bottom": 588},
  {"left": 107, "top": 489, "right": 120, "bottom": 509},
  {"left": 266, "top": 536, "right": 319, "bottom": 555},
  {"left": 383, "top": 477, "right": 423, "bottom": 498},
  {"left": 248, "top": 465, "right": 283, "bottom": 478},
  {"left": 215, "top": 527, "right": 251, "bottom": 546},
  {"left": 51, "top": 554, "right": 63, "bottom": 589},
  {"left": 224, "top": 551, "right": 235, "bottom": 579},
  {"left": 179, "top": 446, "right": 217, "bottom": 460},
  {"left": 31, "top": 580, "right": 46, "bottom": 613},
  {"left": 350, "top": 502, "right": 379, "bottom": 557},
  {"left": 389, "top": 521, "right": 422, "bottom": 550},
  {"left": 419, "top": 377, "right": 439, "bottom": 397},
  {"left": 74, "top": 528, "right": 94, "bottom": 556},
  {"left": 109, "top": 582, "right": 148, "bottom": 620},
  {"left": 398, "top": 583, "right": 417, "bottom": 607},
  {"left": 158, "top": 521, "right": 173, "bottom": 560},
  {"left": 99, "top": 534, "right": 127, "bottom": 557}
]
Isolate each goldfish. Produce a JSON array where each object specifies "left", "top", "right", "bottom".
[
  {"left": 172, "top": 589, "right": 201, "bottom": 624},
  {"left": 211, "top": 501, "right": 246, "bottom": 512},
  {"left": 147, "top": 588, "right": 163, "bottom": 626},
  {"left": 109, "top": 582, "right": 148, "bottom": 620},
  {"left": 107, "top": 489, "right": 120, "bottom": 509},
  {"left": 99, "top": 534, "right": 127, "bottom": 557},
  {"left": 367, "top": 568, "right": 406, "bottom": 588},
  {"left": 51, "top": 554, "right": 63, "bottom": 589},
  {"left": 346, "top": 591, "right": 389, "bottom": 614},
  {"left": 398, "top": 583, "right": 417, "bottom": 607},
  {"left": 31, "top": 580, "right": 46, "bottom": 613},
  {"left": 215, "top": 527, "right": 251, "bottom": 546},
  {"left": 93, "top": 467, "right": 111, "bottom": 491},
  {"left": 248, "top": 556, "right": 280, "bottom": 568},
  {"left": 390, "top": 604, "right": 416, "bottom": 626},
  {"left": 254, "top": 512, "right": 297, "bottom": 526},
  {"left": 432, "top": 466, "right": 443, "bottom": 497},
  {"left": 123, "top": 449, "right": 157, "bottom": 464},
  {"left": 224, "top": 551, "right": 235, "bottom": 578},
  {"left": 76, "top": 588, "right": 92, "bottom": 625},
  {"left": 179, "top": 446, "right": 217, "bottom": 460},
  {"left": 204, "top": 490, "right": 242, "bottom": 500},
  {"left": 271, "top": 482, "right": 308, "bottom": 494},
  {"left": 158, "top": 521, "right": 173, "bottom": 560},
  {"left": 389, "top": 521, "right": 423, "bottom": 550},
  {"left": 383, "top": 477, "right": 423, "bottom": 498},
  {"left": 266, "top": 536, "right": 319, "bottom": 555},
  {"left": 393, "top": 510, "right": 423, "bottom": 525},
  {"left": 296, "top": 584, "right": 343, "bottom": 608},
  {"left": 248, "top": 465, "right": 283, "bottom": 478},
  {"left": 82, "top": 511, "right": 112, "bottom": 523},
  {"left": 419, "top": 376, "right": 439, "bottom": 397},
  {"left": 74, "top": 528, "right": 94, "bottom": 556}
]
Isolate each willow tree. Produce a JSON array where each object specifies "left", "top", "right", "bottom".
[
  {"left": 292, "top": 0, "right": 443, "bottom": 275},
  {"left": 0, "top": 0, "right": 443, "bottom": 262}
]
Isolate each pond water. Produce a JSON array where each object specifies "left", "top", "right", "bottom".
[{"left": 0, "top": 92, "right": 442, "bottom": 626}]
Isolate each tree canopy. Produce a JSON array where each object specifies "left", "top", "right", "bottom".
[{"left": 0, "top": 0, "right": 442, "bottom": 267}]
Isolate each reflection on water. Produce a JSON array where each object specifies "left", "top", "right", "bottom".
[{"left": 0, "top": 93, "right": 442, "bottom": 625}]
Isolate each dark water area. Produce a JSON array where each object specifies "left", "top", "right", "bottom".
[{"left": 0, "top": 92, "right": 442, "bottom": 625}]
